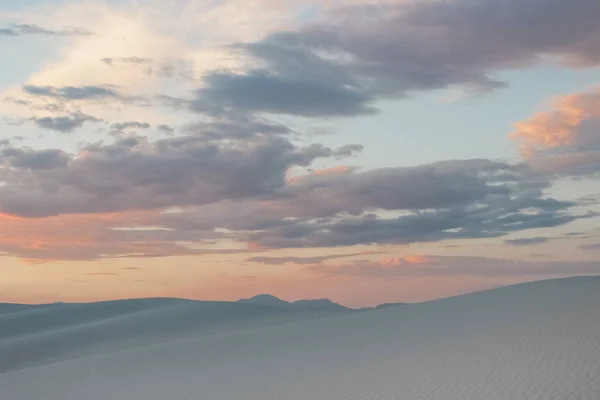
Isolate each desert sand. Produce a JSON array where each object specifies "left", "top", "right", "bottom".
[{"left": 1, "top": 275, "right": 599, "bottom": 400}]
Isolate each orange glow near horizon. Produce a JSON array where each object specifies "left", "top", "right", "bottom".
[
  {"left": 381, "top": 255, "right": 432, "bottom": 266},
  {"left": 0, "top": 254, "right": 521, "bottom": 308}
]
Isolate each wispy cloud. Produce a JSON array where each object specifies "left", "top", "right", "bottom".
[
  {"left": 23, "top": 85, "right": 121, "bottom": 100},
  {"left": 0, "top": 24, "right": 94, "bottom": 37},
  {"left": 307, "top": 255, "right": 600, "bottom": 279},
  {"left": 580, "top": 243, "right": 600, "bottom": 251},
  {"left": 505, "top": 237, "right": 549, "bottom": 246},
  {"left": 247, "top": 252, "right": 373, "bottom": 265},
  {"left": 101, "top": 57, "right": 153, "bottom": 66}
]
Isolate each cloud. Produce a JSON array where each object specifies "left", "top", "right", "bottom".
[
  {"left": 189, "top": 0, "right": 600, "bottom": 117},
  {"left": 181, "top": 114, "right": 296, "bottom": 140},
  {"left": 156, "top": 124, "right": 175, "bottom": 135},
  {"left": 510, "top": 88, "right": 600, "bottom": 156},
  {"left": 191, "top": 70, "right": 376, "bottom": 117},
  {"left": 0, "top": 146, "right": 70, "bottom": 170},
  {"left": 31, "top": 112, "right": 102, "bottom": 132},
  {"left": 3, "top": 130, "right": 588, "bottom": 257},
  {"left": 245, "top": 208, "right": 585, "bottom": 249},
  {"left": 0, "top": 210, "right": 249, "bottom": 262},
  {"left": 0, "top": 134, "right": 353, "bottom": 218},
  {"left": 23, "top": 85, "right": 120, "bottom": 100},
  {"left": 154, "top": 159, "right": 592, "bottom": 249},
  {"left": 0, "top": 148, "right": 591, "bottom": 260},
  {"left": 101, "top": 57, "right": 153, "bottom": 66},
  {"left": 380, "top": 255, "right": 431, "bottom": 266},
  {"left": 3, "top": 0, "right": 600, "bottom": 262},
  {"left": 0, "top": 24, "right": 94, "bottom": 37},
  {"left": 505, "top": 237, "right": 549, "bottom": 246},
  {"left": 110, "top": 121, "right": 151, "bottom": 132},
  {"left": 22, "top": 85, "right": 144, "bottom": 105},
  {"left": 308, "top": 255, "right": 600, "bottom": 279},
  {"left": 580, "top": 243, "right": 600, "bottom": 251},
  {"left": 510, "top": 87, "right": 600, "bottom": 177},
  {"left": 246, "top": 252, "right": 371, "bottom": 265},
  {"left": 157, "top": 124, "right": 175, "bottom": 135}
]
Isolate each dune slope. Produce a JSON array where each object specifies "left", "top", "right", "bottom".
[
  {"left": 1, "top": 276, "right": 599, "bottom": 400},
  {"left": 0, "top": 299, "right": 340, "bottom": 373}
]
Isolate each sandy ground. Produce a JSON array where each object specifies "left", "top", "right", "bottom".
[{"left": 1, "top": 275, "right": 599, "bottom": 400}]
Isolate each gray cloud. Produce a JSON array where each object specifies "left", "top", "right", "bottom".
[
  {"left": 110, "top": 121, "right": 151, "bottom": 132},
  {"left": 505, "top": 237, "right": 549, "bottom": 246},
  {"left": 154, "top": 159, "right": 593, "bottom": 249},
  {"left": 0, "top": 147, "right": 70, "bottom": 170},
  {"left": 580, "top": 243, "right": 600, "bottom": 251},
  {"left": 189, "top": 0, "right": 600, "bottom": 118},
  {"left": 192, "top": 71, "right": 376, "bottom": 117},
  {"left": 0, "top": 139, "right": 595, "bottom": 259},
  {"left": 245, "top": 209, "right": 586, "bottom": 249},
  {"left": 0, "top": 134, "right": 351, "bottom": 217},
  {"left": 23, "top": 85, "right": 124, "bottom": 101},
  {"left": 578, "top": 194, "right": 600, "bottom": 205},
  {"left": 31, "top": 112, "right": 102, "bottom": 132},
  {"left": 246, "top": 252, "right": 371, "bottom": 265},
  {"left": 0, "top": 24, "right": 93, "bottom": 37},
  {"left": 6, "top": 0, "right": 600, "bottom": 261},
  {"left": 3, "top": 119, "right": 587, "bottom": 251},
  {"left": 181, "top": 114, "right": 295, "bottom": 140},
  {"left": 528, "top": 152, "right": 600, "bottom": 178},
  {"left": 157, "top": 124, "right": 175, "bottom": 135}
]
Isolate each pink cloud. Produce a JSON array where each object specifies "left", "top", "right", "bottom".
[{"left": 510, "top": 88, "right": 600, "bottom": 157}]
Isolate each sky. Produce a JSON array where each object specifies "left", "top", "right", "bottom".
[{"left": 1, "top": 0, "right": 600, "bottom": 307}]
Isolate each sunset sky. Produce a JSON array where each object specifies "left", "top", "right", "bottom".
[{"left": 1, "top": 0, "right": 600, "bottom": 307}]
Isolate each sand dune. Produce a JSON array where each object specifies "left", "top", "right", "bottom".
[
  {"left": 1, "top": 276, "right": 599, "bottom": 399},
  {"left": 0, "top": 298, "right": 341, "bottom": 373}
]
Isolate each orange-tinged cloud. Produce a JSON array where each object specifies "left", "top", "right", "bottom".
[
  {"left": 510, "top": 88, "right": 600, "bottom": 157},
  {"left": 381, "top": 255, "right": 431, "bottom": 266},
  {"left": 248, "top": 241, "right": 271, "bottom": 251},
  {"left": 0, "top": 210, "right": 195, "bottom": 262},
  {"left": 404, "top": 255, "right": 430, "bottom": 264}
]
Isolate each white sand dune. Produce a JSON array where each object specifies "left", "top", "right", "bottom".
[
  {"left": 1, "top": 276, "right": 599, "bottom": 399},
  {"left": 0, "top": 298, "right": 342, "bottom": 373}
]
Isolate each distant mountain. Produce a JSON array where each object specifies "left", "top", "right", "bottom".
[
  {"left": 238, "top": 295, "right": 351, "bottom": 312},
  {"left": 289, "top": 299, "right": 350, "bottom": 312},
  {"left": 238, "top": 294, "right": 290, "bottom": 308}
]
